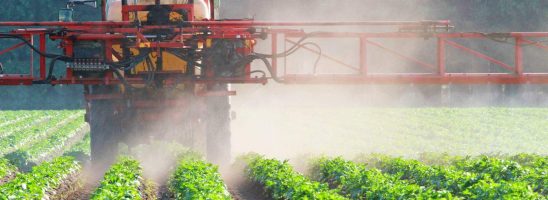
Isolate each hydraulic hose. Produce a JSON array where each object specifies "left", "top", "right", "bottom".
[
  {"left": 0, "top": 34, "right": 72, "bottom": 61},
  {"left": 254, "top": 32, "right": 323, "bottom": 58}
]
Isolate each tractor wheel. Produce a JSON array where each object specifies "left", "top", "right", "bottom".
[
  {"left": 205, "top": 84, "right": 232, "bottom": 167},
  {"left": 88, "top": 85, "right": 122, "bottom": 172}
]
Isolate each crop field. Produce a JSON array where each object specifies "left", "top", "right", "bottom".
[
  {"left": 232, "top": 107, "right": 548, "bottom": 158},
  {"left": 0, "top": 109, "right": 546, "bottom": 199},
  {"left": 238, "top": 154, "right": 547, "bottom": 199}
]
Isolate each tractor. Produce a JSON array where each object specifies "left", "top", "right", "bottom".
[{"left": 1, "top": 0, "right": 547, "bottom": 170}]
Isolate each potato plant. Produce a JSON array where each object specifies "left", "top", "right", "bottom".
[
  {"left": 508, "top": 154, "right": 548, "bottom": 169},
  {"left": 91, "top": 157, "right": 144, "bottom": 200},
  {"left": 20, "top": 117, "right": 86, "bottom": 161},
  {"left": 0, "top": 111, "right": 80, "bottom": 155},
  {"left": 0, "top": 158, "right": 16, "bottom": 180},
  {"left": 63, "top": 132, "right": 91, "bottom": 162},
  {"left": 0, "top": 156, "right": 80, "bottom": 199},
  {"left": 0, "top": 111, "right": 39, "bottom": 131},
  {"left": 5, "top": 116, "right": 86, "bottom": 169},
  {"left": 169, "top": 157, "right": 231, "bottom": 200},
  {"left": 374, "top": 157, "right": 542, "bottom": 199},
  {"left": 454, "top": 156, "right": 547, "bottom": 196},
  {"left": 454, "top": 156, "right": 527, "bottom": 182},
  {"left": 244, "top": 155, "right": 347, "bottom": 200},
  {"left": 0, "top": 111, "right": 57, "bottom": 138},
  {"left": 311, "top": 157, "right": 453, "bottom": 199}
]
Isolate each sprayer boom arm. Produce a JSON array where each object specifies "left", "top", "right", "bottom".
[{"left": 0, "top": 17, "right": 547, "bottom": 85}]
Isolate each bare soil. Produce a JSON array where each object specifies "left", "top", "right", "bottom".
[
  {"left": 140, "top": 178, "right": 158, "bottom": 200},
  {"left": 0, "top": 172, "right": 16, "bottom": 185},
  {"left": 61, "top": 167, "right": 96, "bottom": 200},
  {"left": 223, "top": 169, "right": 270, "bottom": 200},
  {"left": 227, "top": 180, "right": 269, "bottom": 200},
  {"left": 49, "top": 170, "right": 84, "bottom": 200},
  {"left": 157, "top": 185, "right": 172, "bottom": 200}
]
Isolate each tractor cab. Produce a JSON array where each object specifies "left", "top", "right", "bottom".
[{"left": 105, "top": 0, "right": 216, "bottom": 22}]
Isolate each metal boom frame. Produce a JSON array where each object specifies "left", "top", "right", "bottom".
[{"left": 0, "top": 8, "right": 547, "bottom": 86}]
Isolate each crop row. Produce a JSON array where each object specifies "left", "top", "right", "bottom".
[
  {"left": 453, "top": 156, "right": 547, "bottom": 196},
  {"left": 91, "top": 157, "right": 145, "bottom": 199},
  {"left": 0, "top": 156, "right": 81, "bottom": 199},
  {"left": 0, "top": 111, "right": 39, "bottom": 129},
  {"left": 0, "top": 111, "right": 89, "bottom": 199},
  {"left": 63, "top": 132, "right": 91, "bottom": 162},
  {"left": 509, "top": 154, "right": 548, "bottom": 196},
  {"left": 252, "top": 107, "right": 548, "bottom": 155},
  {"left": 5, "top": 117, "right": 87, "bottom": 170},
  {"left": 0, "top": 110, "right": 38, "bottom": 122},
  {"left": 90, "top": 150, "right": 232, "bottom": 200},
  {"left": 15, "top": 117, "right": 87, "bottom": 162},
  {"left": 244, "top": 155, "right": 543, "bottom": 200},
  {"left": 168, "top": 156, "right": 231, "bottom": 199},
  {"left": 0, "top": 111, "right": 82, "bottom": 155},
  {"left": 507, "top": 154, "right": 548, "bottom": 168},
  {"left": 0, "top": 112, "right": 56, "bottom": 138},
  {"left": 244, "top": 155, "right": 346, "bottom": 200},
  {"left": 416, "top": 152, "right": 548, "bottom": 168},
  {"left": 311, "top": 157, "right": 453, "bottom": 199},
  {"left": 0, "top": 158, "right": 16, "bottom": 182},
  {"left": 367, "top": 156, "right": 543, "bottom": 199},
  {"left": 409, "top": 153, "right": 547, "bottom": 196}
]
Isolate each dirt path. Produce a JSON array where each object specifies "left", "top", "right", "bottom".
[
  {"left": 62, "top": 165, "right": 98, "bottom": 200},
  {"left": 223, "top": 169, "right": 269, "bottom": 200},
  {"left": 0, "top": 172, "right": 16, "bottom": 185},
  {"left": 157, "top": 185, "right": 171, "bottom": 200},
  {"left": 227, "top": 181, "right": 269, "bottom": 200}
]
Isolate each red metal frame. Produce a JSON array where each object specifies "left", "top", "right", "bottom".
[
  {"left": 0, "top": 18, "right": 547, "bottom": 85},
  {"left": 0, "top": 42, "right": 26, "bottom": 56},
  {"left": 0, "top": 20, "right": 451, "bottom": 27},
  {"left": 277, "top": 31, "right": 548, "bottom": 84},
  {"left": 0, "top": 34, "right": 34, "bottom": 78}
]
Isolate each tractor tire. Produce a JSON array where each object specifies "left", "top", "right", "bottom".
[
  {"left": 88, "top": 85, "right": 122, "bottom": 172},
  {"left": 205, "top": 84, "right": 232, "bottom": 167}
]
